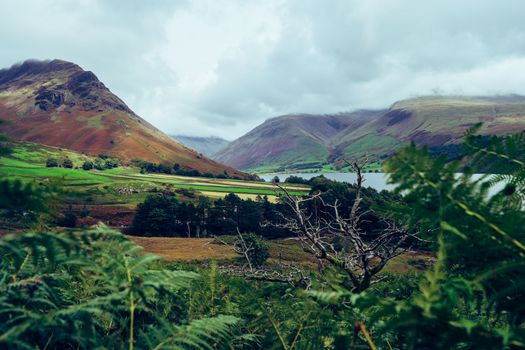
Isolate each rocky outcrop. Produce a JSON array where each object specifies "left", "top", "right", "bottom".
[{"left": 35, "top": 89, "right": 65, "bottom": 111}]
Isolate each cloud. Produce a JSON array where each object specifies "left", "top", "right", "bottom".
[{"left": 2, "top": 0, "right": 525, "bottom": 139}]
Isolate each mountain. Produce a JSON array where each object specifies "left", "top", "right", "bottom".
[
  {"left": 214, "top": 95, "right": 525, "bottom": 172},
  {"left": 0, "top": 59, "right": 246, "bottom": 178},
  {"left": 171, "top": 135, "right": 229, "bottom": 157},
  {"left": 214, "top": 112, "right": 380, "bottom": 172}
]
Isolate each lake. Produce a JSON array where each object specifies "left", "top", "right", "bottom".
[
  {"left": 260, "top": 172, "right": 504, "bottom": 193},
  {"left": 260, "top": 172, "right": 396, "bottom": 191}
]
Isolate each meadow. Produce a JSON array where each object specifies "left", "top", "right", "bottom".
[{"left": 0, "top": 142, "right": 309, "bottom": 206}]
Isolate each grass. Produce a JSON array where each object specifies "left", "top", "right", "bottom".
[
  {"left": 128, "top": 237, "right": 237, "bottom": 261},
  {"left": 1, "top": 142, "right": 309, "bottom": 206},
  {"left": 343, "top": 135, "right": 407, "bottom": 160},
  {"left": 77, "top": 114, "right": 105, "bottom": 129},
  {"left": 130, "top": 236, "right": 434, "bottom": 274}
]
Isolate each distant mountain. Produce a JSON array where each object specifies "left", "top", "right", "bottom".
[
  {"left": 214, "top": 95, "right": 525, "bottom": 172},
  {"left": 0, "top": 59, "right": 247, "bottom": 178},
  {"left": 172, "top": 135, "right": 229, "bottom": 157},
  {"left": 213, "top": 111, "right": 380, "bottom": 172}
]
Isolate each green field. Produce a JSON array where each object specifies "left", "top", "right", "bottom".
[{"left": 0, "top": 142, "right": 309, "bottom": 206}]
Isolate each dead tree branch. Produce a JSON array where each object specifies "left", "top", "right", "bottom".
[{"left": 274, "top": 160, "right": 415, "bottom": 292}]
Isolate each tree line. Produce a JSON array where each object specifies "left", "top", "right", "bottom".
[{"left": 129, "top": 175, "right": 401, "bottom": 240}]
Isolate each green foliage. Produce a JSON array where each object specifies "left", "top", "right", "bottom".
[
  {"left": 0, "top": 179, "right": 61, "bottom": 227},
  {"left": 0, "top": 227, "right": 243, "bottom": 349},
  {"left": 90, "top": 157, "right": 120, "bottom": 170},
  {"left": 62, "top": 157, "right": 73, "bottom": 168},
  {"left": 82, "top": 160, "right": 94, "bottom": 170},
  {"left": 56, "top": 206, "right": 78, "bottom": 227},
  {"left": 235, "top": 233, "right": 270, "bottom": 268},
  {"left": 46, "top": 157, "right": 59, "bottom": 167},
  {"left": 131, "top": 195, "right": 205, "bottom": 237},
  {"left": 372, "top": 131, "right": 525, "bottom": 348},
  {"left": 131, "top": 193, "right": 294, "bottom": 238},
  {"left": 0, "top": 120, "right": 12, "bottom": 157},
  {"left": 284, "top": 175, "right": 310, "bottom": 185}
]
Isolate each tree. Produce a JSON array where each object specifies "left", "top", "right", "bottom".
[
  {"left": 285, "top": 175, "right": 310, "bottom": 185},
  {"left": 131, "top": 195, "right": 181, "bottom": 235},
  {"left": 0, "top": 120, "right": 11, "bottom": 157},
  {"left": 104, "top": 158, "right": 119, "bottom": 169},
  {"left": 56, "top": 206, "right": 77, "bottom": 227},
  {"left": 234, "top": 231, "right": 269, "bottom": 270},
  {"left": 82, "top": 160, "right": 94, "bottom": 170},
  {"left": 275, "top": 161, "right": 415, "bottom": 292},
  {"left": 62, "top": 158, "right": 73, "bottom": 168},
  {"left": 272, "top": 175, "right": 280, "bottom": 183},
  {"left": 46, "top": 158, "right": 58, "bottom": 167},
  {"left": 306, "top": 130, "right": 525, "bottom": 349},
  {"left": 93, "top": 158, "right": 106, "bottom": 170}
]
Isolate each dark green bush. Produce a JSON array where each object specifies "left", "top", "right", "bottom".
[
  {"left": 235, "top": 233, "right": 269, "bottom": 268},
  {"left": 56, "top": 207, "right": 77, "bottom": 227},
  {"left": 46, "top": 158, "right": 58, "bottom": 167},
  {"left": 82, "top": 160, "right": 94, "bottom": 170},
  {"left": 62, "top": 158, "right": 73, "bottom": 168}
]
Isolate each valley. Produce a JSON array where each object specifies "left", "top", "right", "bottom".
[{"left": 1, "top": 59, "right": 525, "bottom": 349}]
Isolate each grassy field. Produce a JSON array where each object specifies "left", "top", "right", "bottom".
[
  {"left": 0, "top": 142, "right": 309, "bottom": 207},
  {"left": 129, "top": 236, "right": 434, "bottom": 274}
]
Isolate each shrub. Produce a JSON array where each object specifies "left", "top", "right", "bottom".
[
  {"left": 62, "top": 158, "right": 73, "bottom": 168},
  {"left": 82, "top": 160, "right": 94, "bottom": 170},
  {"left": 56, "top": 207, "right": 77, "bottom": 227},
  {"left": 93, "top": 158, "right": 106, "bottom": 170},
  {"left": 46, "top": 158, "right": 58, "bottom": 167},
  {"left": 104, "top": 158, "right": 119, "bottom": 169},
  {"left": 235, "top": 233, "right": 269, "bottom": 268}
]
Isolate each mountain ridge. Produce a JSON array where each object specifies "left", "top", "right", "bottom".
[
  {"left": 171, "top": 135, "right": 229, "bottom": 157},
  {"left": 214, "top": 95, "right": 525, "bottom": 172},
  {"left": 0, "top": 59, "right": 248, "bottom": 178}
]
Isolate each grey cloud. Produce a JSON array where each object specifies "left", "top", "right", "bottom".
[{"left": 2, "top": 0, "right": 525, "bottom": 139}]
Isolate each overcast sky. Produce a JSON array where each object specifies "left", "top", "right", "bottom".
[{"left": 2, "top": 0, "right": 525, "bottom": 139}]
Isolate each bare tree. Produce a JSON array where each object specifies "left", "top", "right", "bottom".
[
  {"left": 234, "top": 227, "right": 255, "bottom": 272},
  {"left": 275, "top": 161, "right": 416, "bottom": 292},
  {"left": 214, "top": 229, "right": 312, "bottom": 289}
]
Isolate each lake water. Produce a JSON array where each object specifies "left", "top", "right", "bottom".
[
  {"left": 260, "top": 172, "right": 503, "bottom": 193},
  {"left": 260, "top": 172, "right": 395, "bottom": 191}
]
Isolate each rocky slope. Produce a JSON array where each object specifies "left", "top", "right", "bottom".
[
  {"left": 214, "top": 95, "right": 525, "bottom": 172},
  {"left": 0, "top": 59, "right": 247, "bottom": 178},
  {"left": 171, "top": 135, "right": 229, "bottom": 157}
]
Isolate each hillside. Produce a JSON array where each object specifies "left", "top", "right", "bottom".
[
  {"left": 172, "top": 135, "right": 229, "bottom": 157},
  {"left": 214, "top": 111, "right": 380, "bottom": 172},
  {"left": 214, "top": 95, "right": 525, "bottom": 172},
  {"left": 0, "top": 59, "right": 246, "bottom": 178}
]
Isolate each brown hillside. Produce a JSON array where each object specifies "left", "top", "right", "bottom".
[
  {"left": 0, "top": 59, "right": 247, "bottom": 178},
  {"left": 214, "top": 96, "right": 525, "bottom": 171}
]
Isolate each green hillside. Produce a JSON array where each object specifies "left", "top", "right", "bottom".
[
  {"left": 214, "top": 95, "right": 525, "bottom": 173},
  {"left": 0, "top": 142, "right": 308, "bottom": 207}
]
